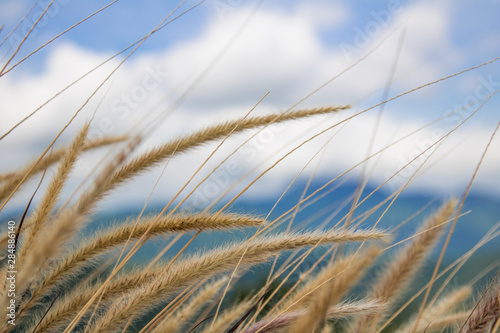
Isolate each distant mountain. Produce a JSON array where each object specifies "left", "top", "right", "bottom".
[
  {"left": 2, "top": 179, "right": 498, "bottom": 262},
  {"left": 225, "top": 179, "right": 500, "bottom": 261}
]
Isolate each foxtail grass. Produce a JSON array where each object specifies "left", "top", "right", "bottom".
[{"left": 2, "top": 4, "right": 500, "bottom": 333}]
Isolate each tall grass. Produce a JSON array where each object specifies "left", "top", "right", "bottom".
[{"left": 1, "top": 2, "right": 499, "bottom": 333}]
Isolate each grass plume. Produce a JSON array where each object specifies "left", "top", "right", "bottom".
[
  {"left": 1, "top": 4, "right": 499, "bottom": 333},
  {"left": 349, "top": 199, "right": 458, "bottom": 332}
]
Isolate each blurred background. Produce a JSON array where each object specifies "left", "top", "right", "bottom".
[
  {"left": 1, "top": 0, "right": 499, "bottom": 204},
  {"left": 1, "top": 0, "right": 499, "bottom": 309}
]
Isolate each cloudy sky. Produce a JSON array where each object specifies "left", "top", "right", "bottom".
[{"left": 0, "top": 0, "right": 499, "bottom": 210}]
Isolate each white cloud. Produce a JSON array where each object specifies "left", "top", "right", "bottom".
[
  {"left": 0, "top": 1, "right": 26, "bottom": 24},
  {"left": 1, "top": 0, "right": 499, "bottom": 211}
]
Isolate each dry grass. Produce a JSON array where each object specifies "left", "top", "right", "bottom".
[
  {"left": 1, "top": 3, "right": 499, "bottom": 333},
  {"left": 348, "top": 200, "right": 458, "bottom": 332},
  {"left": 0, "top": 134, "right": 127, "bottom": 202},
  {"left": 464, "top": 284, "right": 500, "bottom": 333}
]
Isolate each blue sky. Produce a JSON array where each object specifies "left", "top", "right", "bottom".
[
  {"left": 1, "top": 0, "right": 499, "bottom": 208},
  {"left": 1, "top": 1, "right": 499, "bottom": 71}
]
